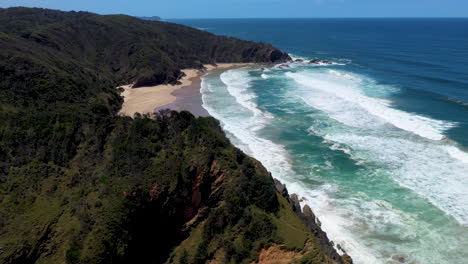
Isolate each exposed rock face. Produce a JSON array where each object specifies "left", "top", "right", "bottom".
[
  {"left": 256, "top": 244, "right": 305, "bottom": 264},
  {"left": 277, "top": 63, "right": 291, "bottom": 69},
  {"left": 274, "top": 179, "right": 289, "bottom": 197},
  {"left": 273, "top": 179, "right": 353, "bottom": 264},
  {"left": 309, "top": 59, "right": 333, "bottom": 65},
  {"left": 270, "top": 49, "right": 292, "bottom": 63},
  {"left": 0, "top": 7, "right": 351, "bottom": 264},
  {"left": 295, "top": 59, "right": 304, "bottom": 63}
]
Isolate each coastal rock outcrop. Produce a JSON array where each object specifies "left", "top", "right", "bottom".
[
  {"left": 269, "top": 49, "right": 292, "bottom": 63},
  {"left": 309, "top": 59, "right": 333, "bottom": 65},
  {"left": 277, "top": 63, "right": 291, "bottom": 69},
  {"left": 0, "top": 7, "right": 347, "bottom": 264},
  {"left": 273, "top": 179, "right": 353, "bottom": 264}
]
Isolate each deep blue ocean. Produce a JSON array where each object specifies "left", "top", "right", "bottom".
[{"left": 170, "top": 18, "right": 468, "bottom": 264}]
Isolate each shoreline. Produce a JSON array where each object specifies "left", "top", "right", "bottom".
[
  {"left": 119, "top": 63, "right": 256, "bottom": 117},
  {"left": 156, "top": 63, "right": 256, "bottom": 117}
]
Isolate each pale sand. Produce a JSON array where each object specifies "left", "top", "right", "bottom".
[
  {"left": 118, "top": 69, "right": 199, "bottom": 116},
  {"left": 119, "top": 63, "right": 255, "bottom": 117}
]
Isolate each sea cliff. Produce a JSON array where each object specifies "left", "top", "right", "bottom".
[{"left": 0, "top": 7, "right": 350, "bottom": 263}]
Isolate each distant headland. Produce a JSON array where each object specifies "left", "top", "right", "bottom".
[{"left": 138, "top": 15, "right": 161, "bottom": 21}]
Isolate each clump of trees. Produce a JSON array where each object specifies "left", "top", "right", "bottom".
[{"left": 0, "top": 7, "right": 341, "bottom": 264}]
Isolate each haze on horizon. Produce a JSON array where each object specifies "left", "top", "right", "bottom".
[{"left": 0, "top": 0, "right": 467, "bottom": 19}]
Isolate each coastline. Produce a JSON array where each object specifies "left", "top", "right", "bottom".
[
  {"left": 116, "top": 62, "right": 352, "bottom": 262},
  {"left": 119, "top": 63, "right": 255, "bottom": 117}
]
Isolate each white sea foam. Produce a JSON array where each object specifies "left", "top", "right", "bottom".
[
  {"left": 202, "top": 69, "right": 289, "bottom": 177},
  {"left": 289, "top": 53, "right": 310, "bottom": 61},
  {"left": 284, "top": 183, "right": 385, "bottom": 264},
  {"left": 444, "top": 145, "right": 468, "bottom": 164},
  {"left": 289, "top": 54, "right": 347, "bottom": 66},
  {"left": 201, "top": 66, "right": 468, "bottom": 264},
  {"left": 220, "top": 70, "right": 263, "bottom": 117},
  {"left": 286, "top": 68, "right": 468, "bottom": 225},
  {"left": 286, "top": 70, "right": 457, "bottom": 140},
  {"left": 327, "top": 69, "right": 360, "bottom": 81},
  {"left": 312, "top": 61, "right": 346, "bottom": 66},
  {"left": 261, "top": 73, "right": 269, "bottom": 79},
  {"left": 321, "top": 133, "right": 468, "bottom": 226},
  {"left": 201, "top": 68, "right": 392, "bottom": 264}
]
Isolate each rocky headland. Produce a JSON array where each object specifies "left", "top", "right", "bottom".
[{"left": 0, "top": 7, "right": 350, "bottom": 264}]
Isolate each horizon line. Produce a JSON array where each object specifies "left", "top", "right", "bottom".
[
  {"left": 166, "top": 17, "right": 468, "bottom": 20},
  {"left": 1, "top": 7, "right": 467, "bottom": 20}
]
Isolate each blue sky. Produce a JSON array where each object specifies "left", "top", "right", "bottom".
[{"left": 1, "top": 0, "right": 467, "bottom": 18}]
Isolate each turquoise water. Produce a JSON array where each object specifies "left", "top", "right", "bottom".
[{"left": 173, "top": 19, "right": 468, "bottom": 263}]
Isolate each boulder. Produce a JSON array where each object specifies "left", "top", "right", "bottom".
[
  {"left": 309, "top": 59, "right": 321, "bottom": 64},
  {"left": 274, "top": 178, "right": 289, "bottom": 197},
  {"left": 309, "top": 59, "right": 333, "bottom": 65}
]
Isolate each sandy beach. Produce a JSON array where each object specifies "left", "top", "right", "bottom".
[{"left": 119, "top": 63, "right": 255, "bottom": 117}]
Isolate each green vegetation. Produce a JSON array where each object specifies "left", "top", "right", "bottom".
[
  {"left": 168, "top": 193, "right": 342, "bottom": 264},
  {"left": 0, "top": 7, "right": 289, "bottom": 92},
  {"left": 274, "top": 195, "right": 311, "bottom": 250},
  {"left": 0, "top": 7, "right": 347, "bottom": 264}
]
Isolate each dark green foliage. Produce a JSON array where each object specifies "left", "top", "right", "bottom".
[
  {"left": 66, "top": 245, "right": 80, "bottom": 264},
  {"left": 0, "top": 108, "right": 282, "bottom": 263},
  {"left": 0, "top": 7, "right": 290, "bottom": 104},
  {"left": 0, "top": 7, "right": 339, "bottom": 264}
]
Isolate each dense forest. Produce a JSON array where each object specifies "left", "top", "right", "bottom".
[{"left": 0, "top": 7, "right": 350, "bottom": 264}]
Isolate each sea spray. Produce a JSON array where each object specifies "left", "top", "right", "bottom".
[
  {"left": 178, "top": 17, "right": 468, "bottom": 264},
  {"left": 201, "top": 67, "right": 385, "bottom": 263},
  {"left": 286, "top": 70, "right": 457, "bottom": 140},
  {"left": 201, "top": 66, "right": 468, "bottom": 264}
]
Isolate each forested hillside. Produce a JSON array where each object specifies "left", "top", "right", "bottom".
[{"left": 0, "top": 7, "right": 350, "bottom": 264}]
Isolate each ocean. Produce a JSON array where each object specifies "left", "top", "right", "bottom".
[{"left": 169, "top": 18, "right": 468, "bottom": 264}]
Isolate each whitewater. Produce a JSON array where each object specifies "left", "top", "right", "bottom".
[{"left": 200, "top": 62, "right": 468, "bottom": 264}]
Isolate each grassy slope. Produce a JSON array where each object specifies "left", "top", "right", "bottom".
[
  {"left": 169, "top": 194, "right": 335, "bottom": 264},
  {"left": 0, "top": 7, "right": 347, "bottom": 264}
]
